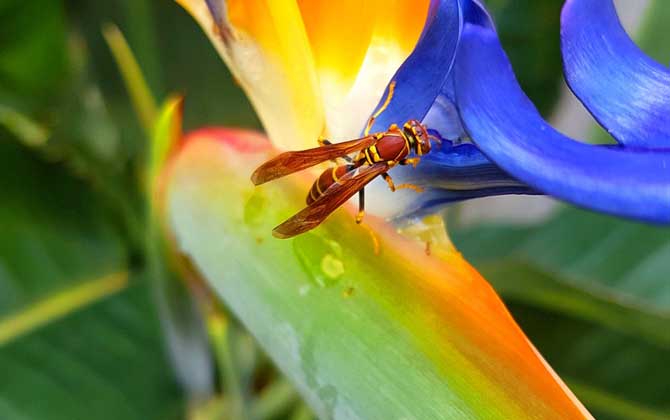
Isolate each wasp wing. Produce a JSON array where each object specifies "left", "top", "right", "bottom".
[
  {"left": 273, "top": 162, "right": 390, "bottom": 238},
  {"left": 251, "top": 136, "right": 377, "bottom": 185}
]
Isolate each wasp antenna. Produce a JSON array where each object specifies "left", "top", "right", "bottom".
[
  {"left": 428, "top": 134, "right": 442, "bottom": 144},
  {"left": 365, "top": 81, "right": 397, "bottom": 136},
  {"left": 427, "top": 129, "right": 444, "bottom": 146}
]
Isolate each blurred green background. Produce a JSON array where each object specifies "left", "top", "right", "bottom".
[{"left": 0, "top": 0, "right": 668, "bottom": 419}]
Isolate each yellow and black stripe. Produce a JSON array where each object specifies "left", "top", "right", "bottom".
[
  {"left": 363, "top": 144, "right": 384, "bottom": 164},
  {"left": 306, "top": 165, "right": 353, "bottom": 204}
]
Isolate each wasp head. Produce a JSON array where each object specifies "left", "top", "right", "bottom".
[{"left": 403, "top": 120, "right": 431, "bottom": 156}]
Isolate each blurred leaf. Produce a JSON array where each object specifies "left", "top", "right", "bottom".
[
  {"left": 567, "top": 379, "right": 669, "bottom": 420},
  {"left": 0, "top": 140, "right": 127, "bottom": 342},
  {"left": 121, "top": 0, "right": 163, "bottom": 97},
  {"left": 0, "top": 0, "right": 68, "bottom": 109},
  {"left": 0, "top": 104, "right": 48, "bottom": 147},
  {"left": 0, "top": 0, "right": 132, "bottom": 181},
  {"left": 487, "top": 0, "right": 565, "bottom": 115},
  {"left": 0, "top": 271, "right": 127, "bottom": 346},
  {"left": 145, "top": 98, "right": 215, "bottom": 400},
  {"left": 0, "top": 122, "right": 185, "bottom": 419},
  {"left": 452, "top": 209, "right": 670, "bottom": 419},
  {"left": 0, "top": 30, "right": 146, "bottom": 245},
  {"left": 475, "top": 259, "right": 669, "bottom": 348},
  {"left": 509, "top": 304, "right": 670, "bottom": 420},
  {"left": 250, "top": 378, "right": 303, "bottom": 420},
  {"left": 454, "top": 208, "right": 670, "bottom": 346},
  {"left": 1, "top": 31, "right": 127, "bottom": 184},
  {"left": 208, "top": 314, "right": 252, "bottom": 420},
  {"left": 149, "top": 96, "right": 182, "bottom": 200},
  {"left": 103, "top": 23, "right": 158, "bottom": 136},
  {"left": 0, "top": 281, "right": 184, "bottom": 420},
  {"left": 633, "top": 0, "right": 670, "bottom": 68}
]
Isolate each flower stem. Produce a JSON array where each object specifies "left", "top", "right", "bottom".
[{"left": 208, "top": 314, "right": 252, "bottom": 420}]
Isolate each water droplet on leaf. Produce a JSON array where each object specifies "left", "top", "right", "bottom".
[
  {"left": 243, "top": 190, "right": 267, "bottom": 227},
  {"left": 293, "top": 232, "right": 345, "bottom": 288},
  {"left": 321, "top": 254, "right": 344, "bottom": 280}
]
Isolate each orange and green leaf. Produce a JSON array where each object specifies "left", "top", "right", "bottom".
[{"left": 163, "top": 128, "right": 593, "bottom": 419}]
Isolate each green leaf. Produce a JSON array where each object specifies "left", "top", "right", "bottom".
[
  {"left": 474, "top": 260, "right": 669, "bottom": 348},
  {"left": 0, "top": 3, "right": 126, "bottom": 181},
  {"left": 0, "top": 105, "right": 48, "bottom": 147},
  {"left": 0, "top": 140, "right": 128, "bottom": 339},
  {"left": 0, "top": 281, "right": 184, "bottom": 420},
  {"left": 0, "top": 0, "right": 68, "bottom": 109},
  {"left": 145, "top": 98, "right": 215, "bottom": 400},
  {"left": 567, "top": 379, "right": 669, "bottom": 420},
  {"left": 510, "top": 304, "right": 670, "bottom": 420},
  {"left": 0, "top": 126, "right": 185, "bottom": 419},
  {"left": 149, "top": 96, "right": 182, "bottom": 199},
  {"left": 103, "top": 23, "right": 158, "bottom": 136},
  {"left": 453, "top": 208, "right": 670, "bottom": 347},
  {"left": 635, "top": 1, "right": 670, "bottom": 68},
  {"left": 487, "top": 0, "right": 565, "bottom": 114},
  {"left": 452, "top": 208, "right": 670, "bottom": 419}
]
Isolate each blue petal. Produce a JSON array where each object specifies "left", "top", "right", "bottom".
[
  {"left": 395, "top": 139, "right": 531, "bottom": 191},
  {"left": 454, "top": 23, "right": 670, "bottom": 223},
  {"left": 561, "top": 0, "right": 670, "bottom": 148},
  {"left": 390, "top": 140, "right": 539, "bottom": 220},
  {"left": 365, "top": 0, "right": 529, "bottom": 210},
  {"left": 364, "top": 0, "right": 462, "bottom": 134}
]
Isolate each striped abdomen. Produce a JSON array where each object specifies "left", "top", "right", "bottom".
[{"left": 306, "top": 165, "right": 354, "bottom": 204}]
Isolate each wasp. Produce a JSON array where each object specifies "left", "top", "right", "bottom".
[{"left": 251, "top": 82, "right": 439, "bottom": 238}]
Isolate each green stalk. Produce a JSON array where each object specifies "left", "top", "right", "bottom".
[
  {"left": 251, "top": 379, "right": 301, "bottom": 420},
  {"left": 102, "top": 23, "right": 158, "bottom": 136},
  {"left": 208, "top": 315, "right": 252, "bottom": 420}
]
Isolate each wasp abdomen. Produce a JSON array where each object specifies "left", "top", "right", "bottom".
[{"left": 306, "top": 165, "right": 353, "bottom": 204}]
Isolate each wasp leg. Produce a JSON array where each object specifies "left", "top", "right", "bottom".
[
  {"left": 381, "top": 173, "right": 396, "bottom": 192},
  {"left": 382, "top": 172, "right": 423, "bottom": 193},
  {"left": 355, "top": 188, "right": 380, "bottom": 254},
  {"left": 399, "top": 157, "right": 421, "bottom": 168},
  {"left": 397, "top": 183, "right": 425, "bottom": 193},
  {"left": 365, "top": 81, "right": 397, "bottom": 136},
  {"left": 356, "top": 188, "right": 365, "bottom": 224}
]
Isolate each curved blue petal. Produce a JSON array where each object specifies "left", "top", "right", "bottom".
[
  {"left": 364, "top": 0, "right": 462, "bottom": 134},
  {"left": 395, "top": 140, "right": 529, "bottom": 191},
  {"left": 362, "top": 0, "right": 538, "bottom": 218},
  {"left": 454, "top": 23, "right": 670, "bottom": 224},
  {"left": 561, "top": 0, "right": 670, "bottom": 148},
  {"left": 390, "top": 140, "right": 539, "bottom": 220}
]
